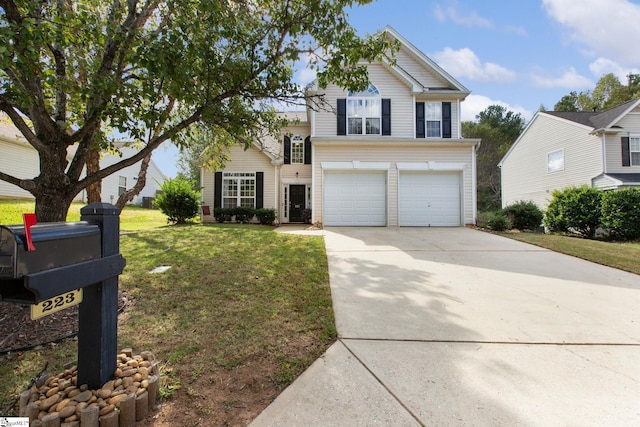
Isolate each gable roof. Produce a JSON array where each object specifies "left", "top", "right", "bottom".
[{"left": 545, "top": 98, "right": 640, "bottom": 131}]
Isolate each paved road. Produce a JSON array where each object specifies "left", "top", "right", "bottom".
[{"left": 252, "top": 227, "right": 640, "bottom": 426}]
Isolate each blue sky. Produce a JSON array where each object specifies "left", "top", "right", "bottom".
[{"left": 155, "top": 0, "right": 640, "bottom": 177}]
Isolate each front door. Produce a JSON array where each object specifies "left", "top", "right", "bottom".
[{"left": 289, "top": 185, "right": 306, "bottom": 222}]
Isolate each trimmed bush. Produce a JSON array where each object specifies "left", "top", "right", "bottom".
[
  {"left": 544, "top": 186, "right": 602, "bottom": 238},
  {"left": 502, "top": 200, "right": 544, "bottom": 231},
  {"left": 213, "top": 207, "right": 234, "bottom": 223},
  {"left": 255, "top": 208, "right": 277, "bottom": 225},
  {"left": 233, "top": 207, "right": 254, "bottom": 223},
  {"left": 487, "top": 212, "right": 511, "bottom": 231},
  {"left": 301, "top": 208, "right": 312, "bottom": 224},
  {"left": 153, "top": 177, "right": 201, "bottom": 224},
  {"left": 601, "top": 188, "right": 640, "bottom": 240}
]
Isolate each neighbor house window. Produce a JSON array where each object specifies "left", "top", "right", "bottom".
[
  {"left": 118, "top": 176, "right": 127, "bottom": 196},
  {"left": 291, "top": 135, "right": 304, "bottom": 164},
  {"left": 547, "top": 149, "right": 564, "bottom": 172},
  {"left": 631, "top": 136, "right": 640, "bottom": 166},
  {"left": 347, "top": 84, "right": 381, "bottom": 135},
  {"left": 223, "top": 172, "right": 255, "bottom": 208},
  {"left": 425, "top": 102, "right": 442, "bottom": 137}
]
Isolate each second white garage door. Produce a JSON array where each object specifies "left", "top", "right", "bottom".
[
  {"left": 399, "top": 171, "right": 461, "bottom": 226},
  {"left": 324, "top": 171, "right": 387, "bottom": 226}
]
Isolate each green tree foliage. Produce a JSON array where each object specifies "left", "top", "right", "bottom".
[
  {"left": 462, "top": 105, "right": 525, "bottom": 211},
  {"left": 554, "top": 73, "right": 640, "bottom": 112},
  {"left": 153, "top": 177, "right": 200, "bottom": 224},
  {"left": 0, "top": 0, "right": 392, "bottom": 222},
  {"left": 545, "top": 186, "right": 602, "bottom": 238}
]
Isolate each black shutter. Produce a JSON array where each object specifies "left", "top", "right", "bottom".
[
  {"left": 255, "top": 172, "right": 264, "bottom": 209},
  {"left": 382, "top": 99, "right": 391, "bottom": 136},
  {"left": 284, "top": 136, "right": 291, "bottom": 164},
  {"left": 416, "top": 102, "right": 425, "bottom": 138},
  {"left": 622, "top": 136, "right": 631, "bottom": 167},
  {"left": 337, "top": 99, "right": 346, "bottom": 135},
  {"left": 442, "top": 102, "right": 452, "bottom": 138},
  {"left": 214, "top": 171, "right": 222, "bottom": 208},
  {"left": 304, "top": 136, "right": 311, "bottom": 164}
]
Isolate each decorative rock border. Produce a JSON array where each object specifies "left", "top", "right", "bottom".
[{"left": 18, "top": 349, "right": 159, "bottom": 427}]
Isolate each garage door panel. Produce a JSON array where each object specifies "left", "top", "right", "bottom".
[
  {"left": 399, "top": 172, "right": 461, "bottom": 227},
  {"left": 324, "top": 171, "right": 387, "bottom": 226}
]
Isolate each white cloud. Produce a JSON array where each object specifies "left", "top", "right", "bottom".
[
  {"left": 461, "top": 94, "right": 534, "bottom": 123},
  {"left": 295, "top": 68, "right": 317, "bottom": 87},
  {"left": 432, "top": 47, "right": 516, "bottom": 83},
  {"left": 505, "top": 25, "right": 528, "bottom": 37},
  {"left": 588, "top": 58, "right": 640, "bottom": 82},
  {"left": 433, "top": 3, "right": 493, "bottom": 29},
  {"left": 543, "top": 0, "right": 640, "bottom": 65},
  {"left": 531, "top": 67, "right": 594, "bottom": 89}
]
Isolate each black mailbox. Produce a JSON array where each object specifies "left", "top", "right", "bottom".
[{"left": 0, "top": 221, "right": 125, "bottom": 304}]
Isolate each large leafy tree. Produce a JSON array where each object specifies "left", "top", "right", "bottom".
[
  {"left": 462, "top": 105, "right": 525, "bottom": 211},
  {"left": 554, "top": 73, "right": 640, "bottom": 112},
  {"left": 0, "top": 0, "right": 391, "bottom": 221}
]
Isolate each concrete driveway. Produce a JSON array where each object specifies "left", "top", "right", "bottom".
[{"left": 252, "top": 227, "right": 640, "bottom": 426}]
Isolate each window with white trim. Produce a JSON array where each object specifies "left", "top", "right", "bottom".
[
  {"left": 631, "top": 136, "right": 640, "bottom": 166},
  {"left": 425, "top": 102, "right": 442, "bottom": 137},
  {"left": 291, "top": 135, "right": 304, "bottom": 164},
  {"left": 347, "top": 84, "right": 381, "bottom": 135},
  {"left": 547, "top": 149, "right": 564, "bottom": 172},
  {"left": 118, "top": 176, "right": 127, "bottom": 196},
  {"left": 223, "top": 172, "right": 255, "bottom": 208}
]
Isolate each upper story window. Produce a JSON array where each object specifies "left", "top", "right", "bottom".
[
  {"left": 291, "top": 135, "right": 304, "bottom": 164},
  {"left": 631, "top": 136, "right": 640, "bottom": 166},
  {"left": 118, "top": 176, "right": 127, "bottom": 196},
  {"left": 547, "top": 149, "right": 564, "bottom": 173},
  {"left": 425, "top": 102, "right": 442, "bottom": 137},
  {"left": 347, "top": 84, "right": 381, "bottom": 135}
]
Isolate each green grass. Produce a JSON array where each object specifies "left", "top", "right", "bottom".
[
  {"left": 498, "top": 231, "right": 640, "bottom": 275},
  {"left": 0, "top": 198, "right": 168, "bottom": 230},
  {"left": 0, "top": 199, "right": 335, "bottom": 418}
]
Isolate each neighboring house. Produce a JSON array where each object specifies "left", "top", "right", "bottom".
[
  {"left": 201, "top": 26, "right": 480, "bottom": 227},
  {"left": 0, "top": 116, "right": 166, "bottom": 205},
  {"left": 499, "top": 98, "right": 640, "bottom": 209}
]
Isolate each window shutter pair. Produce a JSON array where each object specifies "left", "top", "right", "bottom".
[
  {"left": 622, "top": 137, "right": 631, "bottom": 167},
  {"left": 337, "top": 98, "right": 391, "bottom": 135},
  {"left": 415, "top": 102, "right": 452, "bottom": 138},
  {"left": 284, "top": 135, "right": 311, "bottom": 164},
  {"left": 213, "top": 171, "right": 263, "bottom": 209}
]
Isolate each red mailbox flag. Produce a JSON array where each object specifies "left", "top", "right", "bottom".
[{"left": 22, "top": 213, "right": 37, "bottom": 251}]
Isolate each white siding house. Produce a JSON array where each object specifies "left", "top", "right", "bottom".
[
  {"left": 499, "top": 98, "right": 640, "bottom": 209},
  {"left": 201, "top": 26, "right": 480, "bottom": 226}
]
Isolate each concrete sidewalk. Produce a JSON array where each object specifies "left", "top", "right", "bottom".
[{"left": 252, "top": 227, "right": 640, "bottom": 426}]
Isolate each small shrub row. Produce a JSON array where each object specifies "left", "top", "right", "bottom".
[
  {"left": 545, "top": 186, "right": 640, "bottom": 240},
  {"left": 479, "top": 200, "right": 543, "bottom": 232},
  {"left": 213, "top": 207, "right": 276, "bottom": 225}
]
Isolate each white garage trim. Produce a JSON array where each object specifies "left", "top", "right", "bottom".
[
  {"left": 396, "top": 161, "right": 466, "bottom": 171},
  {"left": 323, "top": 170, "right": 387, "bottom": 226},
  {"left": 321, "top": 161, "right": 391, "bottom": 170},
  {"left": 398, "top": 171, "right": 462, "bottom": 227}
]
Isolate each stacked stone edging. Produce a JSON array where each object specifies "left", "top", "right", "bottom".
[{"left": 19, "top": 349, "right": 159, "bottom": 426}]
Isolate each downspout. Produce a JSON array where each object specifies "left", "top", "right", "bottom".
[
  {"left": 471, "top": 143, "right": 477, "bottom": 224},
  {"left": 601, "top": 133, "right": 607, "bottom": 175},
  {"left": 457, "top": 99, "right": 462, "bottom": 138},
  {"left": 311, "top": 141, "right": 316, "bottom": 223}
]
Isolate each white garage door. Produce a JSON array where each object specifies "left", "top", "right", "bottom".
[
  {"left": 399, "top": 172, "right": 461, "bottom": 226},
  {"left": 324, "top": 171, "right": 386, "bottom": 226}
]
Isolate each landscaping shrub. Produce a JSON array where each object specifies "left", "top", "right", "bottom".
[
  {"left": 544, "top": 186, "right": 602, "bottom": 238},
  {"left": 153, "top": 177, "right": 200, "bottom": 224},
  {"left": 601, "top": 188, "right": 640, "bottom": 240},
  {"left": 233, "top": 207, "right": 255, "bottom": 223},
  {"left": 214, "top": 207, "right": 234, "bottom": 223},
  {"left": 502, "top": 200, "right": 544, "bottom": 231},
  {"left": 255, "top": 208, "right": 277, "bottom": 225},
  {"left": 487, "top": 212, "right": 511, "bottom": 231},
  {"left": 301, "top": 208, "right": 312, "bottom": 224}
]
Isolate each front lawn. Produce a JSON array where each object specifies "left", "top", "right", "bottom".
[
  {"left": 0, "top": 223, "right": 335, "bottom": 425},
  {"left": 499, "top": 232, "right": 640, "bottom": 275}
]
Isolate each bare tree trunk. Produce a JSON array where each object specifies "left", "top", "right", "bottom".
[
  {"left": 115, "top": 153, "right": 152, "bottom": 210},
  {"left": 86, "top": 150, "right": 102, "bottom": 203}
]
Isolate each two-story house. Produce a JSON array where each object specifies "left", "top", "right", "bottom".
[
  {"left": 201, "top": 26, "right": 480, "bottom": 227},
  {"left": 499, "top": 98, "right": 640, "bottom": 209}
]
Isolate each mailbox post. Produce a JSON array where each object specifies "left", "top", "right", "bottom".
[
  {"left": 79, "top": 203, "right": 121, "bottom": 388},
  {"left": 0, "top": 203, "right": 126, "bottom": 390}
]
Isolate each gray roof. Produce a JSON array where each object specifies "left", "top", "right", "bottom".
[
  {"left": 605, "top": 173, "right": 640, "bottom": 184},
  {"left": 545, "top": 98, "right": 640, "bottom": 130}
]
